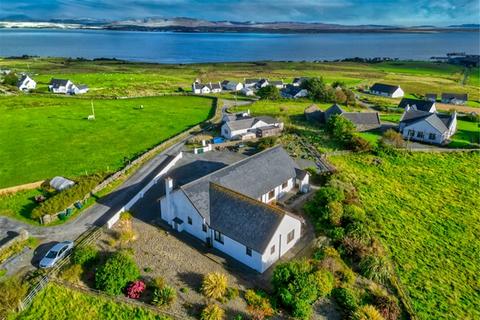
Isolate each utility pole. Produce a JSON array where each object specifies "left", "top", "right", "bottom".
[{"left": 91, "top": 100, "right": 95, "bottom": 119}]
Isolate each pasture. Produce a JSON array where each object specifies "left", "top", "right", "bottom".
[
  {"left": 329, "top": 151, "right": 480, "bottom": 320},
  {"left": 0, "top": 95, "right": 214, "bottom": 188}
]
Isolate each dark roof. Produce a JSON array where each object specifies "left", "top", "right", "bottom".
[
  {"left": 341, "top": 112, "right": 381, "bottom": 126},
  {"left": 295, "top": 168, "right": 308, "bottom": 180},
  {"left": 293, "top": 77, "right": 309, "bottom": 84},
  {"left": 77, "top": 85, "right": 89, "bottom": 90},
  {"left": 209, "top": 183, "right": 285, "bottom": 253},
  {"left": 255, "top": 116, "right": 278, "bottom": 124},
  {"left": 270, "top": 80, "right": 283, "bottom": 86},
  {"left": 17, "top": 75, "right": 30, "bottom": 86},
  {"left": 49, "top": 78, "right": 70, "bottom": 88},
  {"left": 324, "top": 104, "right": 345, "bottom": 121},
  {"left": 304, "top": 104, "right": 322, "bottom": 122},
  {"left": 425, "top": 93, "right": 437, "bottom": 100},
  {"left": 181, "top": 146, "right": 300, "bottom": 223},
  {"left": 225, "top": 118, "right": 256, "bottom": 131},
  {"left": 245, "top": 78, "right": 260, "bottom": 84},
  {"left": 441, "top": 93, "right": 468, "bottom": 101},
  {"left": 398, "top": 98, "right": 435, "bottom": 112},
  {"left": 210, "top": 82, "right": 222, "bottom": 90},
  {"left": 400, "top": 110, "right": 456, "bottom": 134},
  {"left": 221, "top": 80, "right": 229, "bottom": 86},
  {"left": 370, "top": 83, "right": 400, "bottom": 94},
  {"left": 282, "top": 84, "right": 305, "bottom": 97}
]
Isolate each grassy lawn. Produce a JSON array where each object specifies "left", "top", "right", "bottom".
[
  {"left": 0, "top": 189, "right": 48, "bottom": 224},
  {"left": 449, "top": 119, "right": 480, "bottom": 148},
  {"left": 329, "top": 152, "right": 480, "bottom": 320},
  {"left": 13, "top": 283, "right": 168, "bottom": 320},
  {"left": 0, "top": 95, "right": 214, "bottom": 188}
]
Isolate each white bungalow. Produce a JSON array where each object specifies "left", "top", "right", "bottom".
[
  {"left": 192, "top": 82, "right": 222, "bottom": 94},
  {"left": 240, "top": 87, "right": 255, "bottom": 96},
  {"left": 370, "top": 83, "right": 404, "bottom": 98},
  {"left": 221, "top": 116, "right": 283, "bottom": 140},
  {"left": 17, "top": 75, "right": 36, "bottom": 91},
  {"left": 49, "top": 78, "right": 77, "bottom": 94},
  {"left": 160, "top": 146, "right": 309, "bottom": 273},
  {"left": 222, "top": 80, "right": 244, "bottom": 91}
]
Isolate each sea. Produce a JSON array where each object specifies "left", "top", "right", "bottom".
[{"left": 0, "top": 28, "right": 479, "bottom": 63}]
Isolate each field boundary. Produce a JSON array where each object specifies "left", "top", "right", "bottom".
[{"left": 0, "top": 180, "right": 44, "bottom": 196}]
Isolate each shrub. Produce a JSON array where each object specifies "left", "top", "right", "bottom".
[
  {"left": 152, "top": 285, "right": 176, "bottom": 306},
  {"left": 244, "top": 289, "right": 274, "bottom": 320},
  {"left": 61, "top": 263, "right": 83, "bottom": 284},
  {"left": 2, "top": 73, "right": 18, "bottom": 86},
  {"left": 332, "top": 287, "right": 357, "bottom": 314},
  {"left": 343, "top": 205, "right": 366, "bottom": 224},
  {"left": 257, "top": 137, "right": 277, "bottom": 151},
  {"left": 125, "top": 280, "right": 146, "bottom": 299},
  {"left": 0, "top": 277, "right": 28, "bottom": 318},
  {"left": 328, "top": 227, "right": 345, "bottom": 243},
  {"left": 225, "top": 287, "right": 239, "bottom": 300},
  {"left": 202, "top": 272, "right": 228, "bottom": 299},
  {"left": 352, "top": 305, "right": 385, "bottom": 320},
  {"left": 95, "top": 251, "right": 140, "bottom": 295},
  {"left": 368, "top": 285, "right": 400, "bottom": 320},
  {"left": 312, "top": 269, "right": 334, "bottom": 297},
  {"left": 350, "top": 136, "right": 373, "bottom": 152},
  {"left": 327, "top": 115, "right": 355, "bottom": 143},
  {"left": 380, "top": 129, "right": 405, "bottom": 149},
  {"left": 359, "top": 255, "right": 392, "bottom": 284},
  {"left": 257, "top": 85, "right": 281, "bottom": 100},
  {"left": 327, "top": 201, "right": 343, "bottom": 226},
  {"left": 342, "top": 222, "right": 372, "bottom": 258},
  {"left": 200, "top": 304, "right": 225, "bottom": 320},
  {"left": 153, "top": 276, "right": 165, "bottom": 289},
  {"left": 72, "top": 245, "right": 98, "bottom": 266}
]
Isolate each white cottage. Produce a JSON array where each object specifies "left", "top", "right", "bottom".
[
  {"left": 17, "top": 75, "right": 36, "bottom": 91},
  {"left": 221, "top": 116, "right": 283, "bottom": 140},
  {"left": 160, "top": 146, "right": 309, "bottom": 273},
  {"left": 398, "top": 98, "right": 436, "bottom": 113},
  {"left": 222, "top": 80, "right": 244, "bottom": 91},
  {"left": 192, "top": 82, "right": 222, "bottom": 94},
  {"left": 370, "top": 83, "right": 404, "bottom": 98},
  {"left": 49, "top": 78, "right": 77, "bottom": 94}
]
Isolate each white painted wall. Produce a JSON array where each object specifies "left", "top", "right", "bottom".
[
  {"left": 401, "top": 120, "right": 445, "bottom": 144},
  {"left": 18, "top": 76, "right": 36, "bottom": 91},
  {"left": 261, "top": 178, "right": 294, "bottom": 203}
]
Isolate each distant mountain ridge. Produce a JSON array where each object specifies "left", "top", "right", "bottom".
[{"left": 1, "top": 17, "right": 479, "bottom": 33}]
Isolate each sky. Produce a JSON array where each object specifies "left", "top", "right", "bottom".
[{"left": 1, "top": 0, "right": 478, "bottom": 26}]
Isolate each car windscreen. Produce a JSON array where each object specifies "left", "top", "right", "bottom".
[{"left": 46, "top": 250, "right": 58, "bottom": 258}]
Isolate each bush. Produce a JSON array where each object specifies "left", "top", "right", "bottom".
[
  {"left": 61, "top": 263, "right": 83, "bottom": 284},
  {"left": 359, "top": 255, "right": 392, "bottom": 284},
  {"left": 380, "top": 129, "right": 405, "bottom": 149},
  {"left": 257, "top": 137, "right": 277, "bottom": 151},
  {"left": 95, "top": 251, "right": 140, "bottom": 295},
  {"left": 343, "top": 205, "right": 366, "bottom": 224},
  {"left": 2, "top": 73, "right": 18, "bottom": 86},
  {"left": 350, "top": 136, "right": 373, "bottom": 152},
  {"left": 225, "top": 287, "right": 239, "bottom": 301},
  {"left": 312, "top": 269, "right": 334, "bottom": 297},
  {"left": 152, "top": 285, "right": 176, "bottom": 306},
  {"left": 32, "top": 174, "right": 105, "bottom": 219},
  {"left": 72, "top": 245, "right": 98, "bottom": 266},
  {"left": 304, "top": 186, "right": 345, "bottom": 220},
  {"left": 0, "top": 277, "right": 28, "bottom": 318},
  {"left": 244, "top": 290, "right": 274, "bottom": 320},
  {"left": 368, "top": 285, "right": 400, "bottom": 320},
  {"left": 332, "top": 287, "right": 357, "bottom": 314},
  {"left": 327, "top": 201, "right": 343, "bottom": 226},
  {"left": 352, "top": 305, "right": 385, "bottom": 320},
  {"left": 200, "top": 304, "right": 225, "bottom": 320},
  {"left": 327, "top": 115, "right": 355, "bottom": 143},
  {"left": 328, "top": 227, "right": 345, "bottom": 243},
  {"left": 301, "top": 77, "right": 335, "bottom": 102},
  {"left": 125, "top": 280, "right": 146, "bottom": 299},
  {"left": 202, "top": 272, "right": 228, "bottom": 300},
  {"left": 257, "top": 85, "right": 281, "bottom": 100},
  {"left": 153, "top": 276, "right": 165, "bottom": 289}
]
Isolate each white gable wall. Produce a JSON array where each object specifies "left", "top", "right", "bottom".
[
  {"left": 391, "top": 87, "right": 404, "bottom": 98},
  {"left": 401, "top": 120, "right": 444, "bottom": 144},
  {"left": 260, "top": 178, "right": 294, "bottom": 203}
]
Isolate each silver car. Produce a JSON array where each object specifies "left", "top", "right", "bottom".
[{"left": 39, "top": 241, "right": 74, "bottom": 268}]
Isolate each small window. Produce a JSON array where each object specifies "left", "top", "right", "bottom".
[
  {"left": 202, "top": 224, "right": 207, "bottom": 232},
  {"left": 407, "top": 129, "right": 415, "bottom": 137},
  {"left": 429, "top": 133, "right": 436, "bottom": 140},
  {"left": 268, "top": 190, "right": 275, "bottom": 200},
  {"left": 188, "top": 217, "right": 192, "bottom": 225},
  {"left": 282, "top": 181, "right": 288, "bottom": 189},
  {"left": 270, "top": 245, "right": 276, "bottom": 254},
  {"left": 287, "top": 229, "right": 295, "bottom": 244},
  {"left": 246, "top": 247, "right": 252, "bottom": 256},
  {"left": 417, "top": 131, "right": 424, "bottom": 138},
  {"left": 214, "top": 230, "right": 224, "bottom": 244}
]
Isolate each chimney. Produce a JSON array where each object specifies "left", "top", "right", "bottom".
[{"left": 164, "top": 177, "right": 174, "bottom": 223}]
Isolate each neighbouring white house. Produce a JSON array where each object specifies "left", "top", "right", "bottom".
[
  {"left": 17, "top": 75, "right": 36, "bottom": 91},
  {"left": 256, "top": 79, "right": 269, "bottom": 89},
  {"left": 399, "top": 106, "right": 457, "bottom": 145},
  {"left": 398, "top": 98, "right": 436, "bottom": 113},
  {"left": 270, "top": 80, "right": 284, "bottom": 89},
  {"left": 221, "top": 116, "right": 284, "bottom": 140},
  {"left": 292, "top": 77, "right": 309, "bottom": 87},
  {"left": 192, "top": 81, "right": 222, "bottom": 94},
  {"left": 222, "top": 80, "right": 244, "bottom": 91},
  {"left": 244, "top": 78, "right": 260, "bottom": 88},
  {"left": 222, "top": 110, "right": 251, "bottom": 123},
  {"left": 159, "top": 146, "right": 310, "bottom": 273},
  {"left": 441, "top": 93, "right": 468, "bottom": 105},
  {"left": 240, "top": 87, "right": 255, "bottom": 96},
  {"left": 74, "top": 84, "right": 89, "bottom": 95},
  {"left": 281, "top": 84, "right": 308, "bottom": 99},
  {"left": 369, "top": 83, "right": 404, "bottom": 98}
]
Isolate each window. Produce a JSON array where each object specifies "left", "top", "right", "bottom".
[
  {"left": 268, "top": 190, "right": 275, "bottom": 200},
  {"left": 407, "top": 129, "right": 415, "bottom": 137},
  {"left": 246, "top": 247, "right": 252, "bottom": 256},
  {"left": 202, "top": 224, "right": 207, "bottom": 232},
  {"left": 187, "top": 217, "right": 192, "bottom": 225},
  {"left": 270, "top": 245, "right": 276, "bottom": 254},
  {"left": 429, "top": 133, "right": 436, "bottom": 140},
  {"left": 214, "top": 230, "right": 224, "bottom": 244},
  {"left": 287, "top": 229, "right": 295, "bottom": 244},
  {"left": 417, "top": 131, "right": 424, "bottom": 139},
  {"left": 282, "top": 181, "right": 288, "bottom": 189}
]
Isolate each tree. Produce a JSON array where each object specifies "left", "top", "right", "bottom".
[
  {"left": 334, "top": 89, "right": 347, "bottom": 104},
  {"left": 257, "top": 85, "right": 281, "bottom": 100},
  {"left": 301, "top": 77, "right": 335, "bottom": 102},
  {"left": 326, "top": 115, "right": 356, "bottom": 143},
  {"left": 95, "top": 251, "right": 140, "bottom": 295},
  {"left": 202, "top": 272, "right": 228, "bottom": 299},
  {"left": 201, "top": 304, "right": 225, "bottom": 320},
  {"left": 2, "top": 73, "right": 18, "bottom": 86}
]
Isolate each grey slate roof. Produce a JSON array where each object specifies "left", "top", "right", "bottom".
[
  {"left": 341, "top": 112, "right": 381, "bottom": 126},
  {"left": 255, "top": 116, "right": 278, "bottom": 124},
  {"left": 304, "top": 104, "right": 322, "bottom": 122},
  {"left": 282, "top": 84, "right": 305, "bottom": 97},
  {"left": 181, "top": 146, "right": 300, "bottom": 225},
  {"left": 398, "top": 98, "right": 435, "bottom": 112},
  {"left": 245, "top": 78, "right": 260, "bottom": 84},
  {"left": 370, "top": 83, "right": 400, "bottom": 94},
  {"left": 441, "top": 93, "right": 468, "bottom": 101},
  {"left": 324, "top": 104, "right": 345, "bottom": 121},
  {"left": 293, "top": 77, "right": 309, "bottom": 85},
  {"left": 49, "top": 78, "right": 70, "bottom": 88},
  {"left": 225, "top": 118, "right": 256, "bottom": 131},
  {"left": 270, "top": 80, "right": 283, "bottom": 86},
  {"left": 209, "top": 183, "right": 285, "bottom": 253},
  {"left": 425, "top": 93, "right": 437, "bottom": 101}
]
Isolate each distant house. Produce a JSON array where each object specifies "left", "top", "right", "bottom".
[
  {"left": 322, "top": 104, "right": 381, "bottom": 132},
  {"left": 304, "top": 104, "right": 322, "bottom": 122},
  {"left": 292, "top": 77, "right": 309, "bottom": 87},
  {"left": 221, "top": 116, "right": 283, "bottom": 140},
  {"left": 49, "top": 79, "right": 77, "bottom": 94},
  {"left": 398, "top": 98, "right": 436, "bottom": 113},
  {"left": 222, "top": 80, "right": 244, "bottom": 91},
  {"left": 441, "top": 93, "right": 468, "bottom": 105},
  {"left": 425, "top": 93, "right": 437, "bottom": 102},
  {"left": 159, "top": 146, "right": 309, "bottom": 273},
  {"left": 17, "top": 75, "right": 36, "bottom": 91},
  {"left": 256, "top": 79, "right": 269, "bottom": 89},
  {"left": 222, "top": 110, "right": 251, "bottom": 123},
  {"left": 240, "top": 87, "right": 255, "bottom": 96},
  {"left": 269, "top": 80, "right": 284, "bottom": 89},
  {"left": 74, "top": 85, "right": 89, "bottom": 95},
  {"left": 399, "top": 107, "right": 457, "bottom": 145},
  {"left": 369, "top": 83, "right": 404, "bottom": 98},
  {"left": 244, "top": 79, "right": 260, "bottom": 89},
  {"left": 192, "top": 82, "right": 222, "bottom": 94},
  {"left": 281, "top": 84, "right": 308, "bottom": 99}
]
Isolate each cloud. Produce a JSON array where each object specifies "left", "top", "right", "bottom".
[{"left": 0, "top": 0, "right": 477, "bottom": 25}]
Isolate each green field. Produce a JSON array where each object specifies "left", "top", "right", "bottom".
[
  {"left": 14, "top": 283, "right": 167, "bottom": 320},
  {"left": 329, "top": 152, "right": 480, "bottom": 320},
  {"left": 0, "top": 95, "right": 214, "bottom": 188}
]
